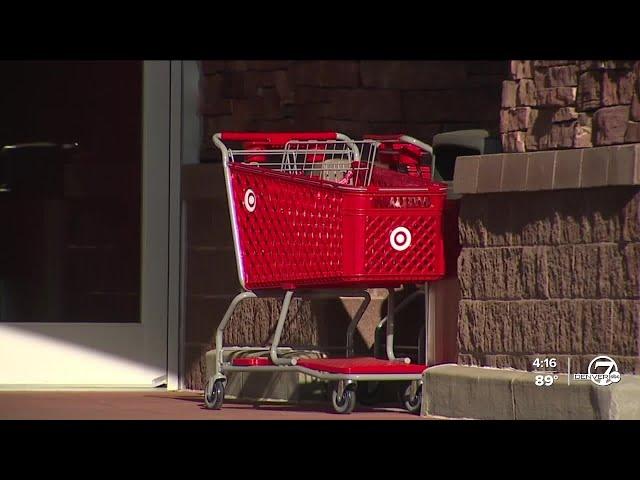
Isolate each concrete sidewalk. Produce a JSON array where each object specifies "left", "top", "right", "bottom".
[{"left": 0, "top": 391, "right": 434, "bottom": 420}]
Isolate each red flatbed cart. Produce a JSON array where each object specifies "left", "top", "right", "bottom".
[{"left": 205, "top": 131, "right": 447, "bottom": 414}]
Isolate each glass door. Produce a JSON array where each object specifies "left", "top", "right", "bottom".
[{"left": 0, "top": 61, "right": 171, "bottom": 386}]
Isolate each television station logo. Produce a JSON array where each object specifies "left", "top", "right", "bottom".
[{"left": 574, "top": 355, "right": 621, "bottom": 386}]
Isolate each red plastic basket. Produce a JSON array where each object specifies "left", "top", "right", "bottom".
[{"left": 228, "top": 162, "right": 447, "bottom": 289}]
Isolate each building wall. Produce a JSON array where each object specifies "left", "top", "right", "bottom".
[
  {"left": 200, "top": 60, "right": 506, "bottom": 159},
  {"left": 501, "top": 60, "right": 640, "bottom": 152},
  {"left": 457, "top": 187, "right": 640, "bottom": 374},
  {"left": 457, "top": 58, "right": 640, "bottom": 375}
]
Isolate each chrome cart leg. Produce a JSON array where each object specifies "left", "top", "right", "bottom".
[
  {"left": 345, "top": 290, "right": 371, "bottom": 358},
  {"left": 374, "top": 289, "right": 425, "bottom": 359},
  {"left": 386, "top": 288, "right": 411, "bottom": 363},
  {"left": 206, "top": 290, "right": 258, "bottom": 410},
  {"left": 424, "top": 282, "right": 431, "bottom": 366},
  {"left": 214, "top": 291, "right": 257, "bottom": 381},
  {"left": 269, "top": 290, "right": 297, "bottom": 366}
]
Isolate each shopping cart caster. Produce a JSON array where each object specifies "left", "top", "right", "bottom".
[
  {"left": 204, "top": 378, "right": 225, "bottom": 410},
  {"left": 330, "top": 382, "right": 357, "bottom": 414},
  {"left": 400, "top": 382, "right": 422, "bottom": 415}
]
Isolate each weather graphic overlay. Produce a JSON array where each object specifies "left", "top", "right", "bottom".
[
  {"left": 531, "top": 357, "right": 560, "bottom": 387},
  {"left": 531, "top": 355, "right": 624, "bottom": 389}
]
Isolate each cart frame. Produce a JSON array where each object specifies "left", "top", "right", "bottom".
[{"left": 206, "top": 132, "right": 441, "bottom": 414}]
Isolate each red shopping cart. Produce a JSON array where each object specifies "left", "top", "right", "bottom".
[{"left": 205, "top": 131, "right": 447, "bottom": 414}]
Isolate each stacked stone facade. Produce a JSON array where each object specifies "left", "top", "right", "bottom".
[
  {"left": 457, "top": 187, "right": 640, "bottom": 374},
  {"left": 501, "top": 61, "right": 640, "bottom": 153}
]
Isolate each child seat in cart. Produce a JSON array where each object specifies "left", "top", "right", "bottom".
[{"left": 205, "top": 131, "right": 448, "bottom": 414}]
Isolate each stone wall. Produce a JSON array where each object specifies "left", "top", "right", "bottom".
[
  {"left": 200, "top": 60, "right": 506, "bottom": 159},
  {"left": 456, "top": 186, "right": 640, "bottom": 374},
  {"left": 501, "top": 60, "right": 640, "bottom": 153}
]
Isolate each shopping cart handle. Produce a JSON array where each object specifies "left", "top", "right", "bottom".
[
  {"left": 363, "top": 134, "right": 433, "bottom": 155},
  {"left": 220, "top": 132, "right": 339, "bottom": 144},
  {"left": 363, "top": 134, "right": 407, "bottom": 141}
]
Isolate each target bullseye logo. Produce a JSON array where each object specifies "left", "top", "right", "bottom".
[
  {"left": 390, "top": 226, "right": 411, "bottom": 251},
  {"left": 244, "top": 189, "right": 257, "bottom": 212}
]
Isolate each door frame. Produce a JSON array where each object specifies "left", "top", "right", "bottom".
[{"left": 168, "top": 60, "right": 202, "bottom": 390}]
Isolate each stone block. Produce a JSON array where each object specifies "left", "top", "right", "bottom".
[
  {"left": 457, "top": 300, "right": 486, "bottom": 352},
  {"left": 521, "top": 247, "right": 549, "bottom": 299},
  {"left": 581, "top": 146, "right": 611, "bottom": 187},
  {"left": 510, "top": 60, "right": 533, "bottom": 80},
  {"left": 551, "top": 120, "right": 577, "bottom": 149},
  {"left": 516, "top": 79, "right": 537, "bottom": 106},
  {"left": 483, "top": 302, "right": 512, "bottom": 353},
  {"left": 594, "top": 105, "right": 630, "bottom": 145},
  {"left": 570, "top": 245, "right": 605, "bottom": 298},
  {"left": 579, "top": 60, "right": 635, "bottom": 71},
  {"left": 631, "top": 93, "right": 640, "bottom": 121},
  {"left": 501, "top": 131, "right": 526, "bottom": 153},
  {"left": 621, "top": 188, "right": 640, "bottom": 242},
  {"left": 500, "top": 107, "right": 532, "bottom": 133},
  {"left": 423, "top": 365, "right": 521, "bottom": 420},
  {"left": 547, "top": 65, "right": 579, "bottom": 87},
  {"left": 483, "top": 194, "right": 513, "bottom": 245},
  {"left": 457, "top": 196, "right": 487, "bottom": 246},
  {"left": 500, "top": 153, "right": 529, "bottom": 191},
  {"left": 580, "top": 300, "right": 613, "bottom": 353},
  {"left": 453, "top": 155, "right": 480, "bottom": 194},
  {"left": 476, "top": 154, "right": 504, "bottom": 193},
  {"left": 404, "top": 87, "right": 500, "bottom": 123},
  {"left": 513, "top": 376, "right": 598, "bottom": 420},
  {"left": 360, "top": 61, "right": 467, "bottom": 89},
  {"left": 501, "top": 80, "right": 517, "bottom": 108},
  {"left": 547, "top": 245, "right": 574, "bottom": 298},
  {"left": 577, "top": 71, "right": 603, "bottom": 111},
  {"left": 292, "top": 61, "right": 359, "bottom": 87},
  {"left": 625, "top": 121, "right": 640, "bottom": 143},
  {"left": 526, "top": 151, "right": 556, "bottom": 190},
  {"left": 552, "top": 107, "right": 578, "bottom": 123},
  {"left": 424, "top": 365, "right": 640, "bottom": 420},
  {"left": 622, "top": 243, "right": 640, "bottom": 298},
  {"left": 602, "top": 70, "right": 636, "bottom": 106},
  {"left": 186, "top": 247, "right": 240, "bottom": 296},
  {"left": 537, "top": 87, "right": 577, "bottom": 107},
  {"left": 553, "top": 149, "right": 582, "bottom": 190},
  {"left": 611, "top": 301, "right": 640, "bottom": 356},
  {"left": 574, "top": 112, "right": 593, "bottom": 148},
  {"left": 609, "top": 144, "right": 640, "bottom": 185}
]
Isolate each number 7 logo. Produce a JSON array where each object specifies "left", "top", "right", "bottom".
[{"left": 594, "top": 360, "right": 615, "bottom": 375}]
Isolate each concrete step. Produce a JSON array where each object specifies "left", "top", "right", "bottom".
[{"left": 422, "top": 364, "right": 640, "bottom": 420}]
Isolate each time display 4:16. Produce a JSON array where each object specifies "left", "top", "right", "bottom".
[{"left": 532, "top": 357, "right": 557, "bottom": 369}]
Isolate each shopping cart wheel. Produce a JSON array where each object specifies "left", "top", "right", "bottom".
[
  {"left": 330, "top": 383, "right": 357, "bottom": 414},
  {"left": 401, "top": 383, "right": 422, "bottom": 415},
  {"left": 204, "top": 378, "right": 225, "bottom": 410}
]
